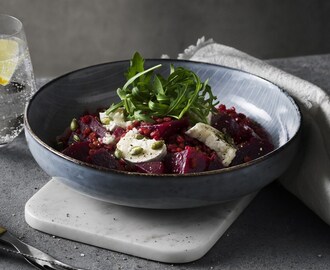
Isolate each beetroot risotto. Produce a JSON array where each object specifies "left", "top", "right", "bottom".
[{"left": 56, "top": 53, "right": 274, "bottom": 174}]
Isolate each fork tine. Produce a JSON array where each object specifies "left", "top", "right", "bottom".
[
  {"left": 23, "top": 255, "right": 82, "bottom": 270},
  {"left": 27, "top": 258, "right": 77, "bottom": 270},
  {"left": 43, "top": 262, "right": 77, "bottom": 270},
  {"left": 1, "top": 231, "right": 87, "bottom": 270},
  {"left": 24, "top": 257, "right": 47, "bottom": 270},
  {"left": 0, "top": 244, "right": 45, "bottom": 270}
]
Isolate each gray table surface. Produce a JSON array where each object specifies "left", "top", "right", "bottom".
[{"left": 1, "top": 54, "right": 330, "bottom": 270}]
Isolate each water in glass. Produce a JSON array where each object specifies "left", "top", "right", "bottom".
[{"left": 0, "top": 14, "right": 36, "bottom": 146}]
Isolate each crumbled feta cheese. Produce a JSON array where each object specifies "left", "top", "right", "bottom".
[
  {"left": 99, "top": 109, "right": 132, "bottom": 132},
  {"left": 101, "top": 133, "right": 116, "bottom": 145},
  {"left": 99, "top": 112, "right": 111, "bottom": 125}
]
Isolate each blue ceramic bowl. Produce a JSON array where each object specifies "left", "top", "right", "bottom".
[{"left": 24, "top": 59, "right": 301, "bottom": 209}]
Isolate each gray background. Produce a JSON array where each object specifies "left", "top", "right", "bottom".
[{"left": 1, "top": 0, "right": 329, "bottom": 77}]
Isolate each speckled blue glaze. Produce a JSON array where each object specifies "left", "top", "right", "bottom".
[{"left": 24, "top": 59, "right": 301, "bottom": 209}]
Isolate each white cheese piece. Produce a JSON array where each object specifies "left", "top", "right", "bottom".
[
  {"left": 99, "top": 109, "right": 132, "bottom": 132},
  {"left": 99, "top": 112, "right": 111, "bottom": 125},
  {"left": 100, "top": 132, "right": 116, "bottom": 145},
  {"left": 185, "top": 122, "right": 237, "bottom": 167},
  {"left": 116, "top": 130, "right": 167, "bottom": 163}
]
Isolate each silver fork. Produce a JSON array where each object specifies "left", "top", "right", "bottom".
[{"left": 0, "top": 225, "right": 87, "bottom": 270}]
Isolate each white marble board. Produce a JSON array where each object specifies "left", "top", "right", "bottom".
[{"left": 25, "top": 178, "right": 255, "bottom": 263}]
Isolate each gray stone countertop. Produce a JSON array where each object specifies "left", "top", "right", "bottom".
[{"left": 1, "top": 54, "right": 330, "bottom": 270}]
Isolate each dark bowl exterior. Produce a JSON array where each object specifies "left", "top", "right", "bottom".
[{"left": 24, "top": 59, "right": 302, "bottom": 209}]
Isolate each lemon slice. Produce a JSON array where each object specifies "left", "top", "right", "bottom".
[{"left": 0, "top": 39, "right": 19, "bottom": 86}]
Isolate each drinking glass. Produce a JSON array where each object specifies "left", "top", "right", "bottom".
[{"left": 0, "top": 14, "right": 36, "bottom": 147}]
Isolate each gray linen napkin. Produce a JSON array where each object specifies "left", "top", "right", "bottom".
[{"left": 174, "top": 37, "right": 330, "bottom": 224}]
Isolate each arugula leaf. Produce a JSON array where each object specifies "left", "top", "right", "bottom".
[
  {"left": 106, "top": 53, "right": 219, "bottom": 124},
  {"left": 125, "top": 52, "right": 145, "bottom": 80},
  {"left": 122, "top": 64, "right": 161, "bottom": 91}
]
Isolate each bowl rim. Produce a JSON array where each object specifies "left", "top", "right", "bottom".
[{"left": 24, "top": 58, "right": 302, "bottom": 178}]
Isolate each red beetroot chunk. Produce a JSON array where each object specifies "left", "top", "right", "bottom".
[
  {"left": 211, "top": 109, "right": 253, "bottom": 144},
  {"left": 62, "top": 141, "right": 90, "bottom": 162},
  {"left": 231, "top": 137, "right": 274, "bottom": 165},
  {"left": 165, "top": 146, "right": 222, "bottom": 174},
  {"left": 88, "top": 148, "right": 117, "bottom": 169},
  {"left": 140, "top": 117, "right": 189, "bottom": 139},
  {"left": 212, "top": 105, "right": 273, "bottom": 144},
  {"left": 134, "top": 161, "right": 165, "bottom": 174},
  {"left": 79, "top": 115, "right": 107, "bottom": 138}
]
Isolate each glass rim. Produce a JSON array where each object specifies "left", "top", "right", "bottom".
[{"left": 0, "top": 13, "right": 23, "bottom": 37}]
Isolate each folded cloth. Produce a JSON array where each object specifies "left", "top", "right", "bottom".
[{"left": 176, "top": 37, "right": 330, "bottom": 224}]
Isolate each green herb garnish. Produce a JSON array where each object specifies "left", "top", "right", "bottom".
[{"left": 106, "top": 52, "right": 219, "bottom": 124}]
